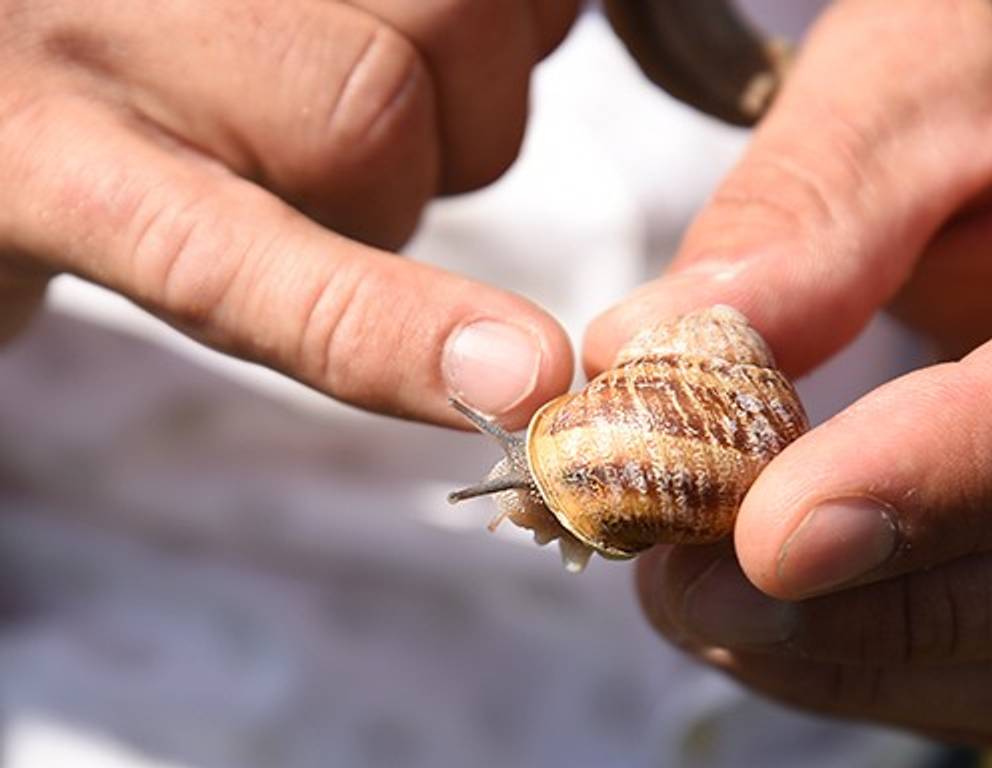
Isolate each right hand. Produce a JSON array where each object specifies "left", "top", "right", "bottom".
[
  {"left": 0, "top": 0, "right": 579, "bottom": 428},
  {"left": 586, "top": 0, "right": 992, "bottom": 743}
]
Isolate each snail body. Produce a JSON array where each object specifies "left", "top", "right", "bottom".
[{"left": 449, "top": 305, "right": 808, "bottom": 572}]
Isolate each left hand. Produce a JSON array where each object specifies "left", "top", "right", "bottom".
[
  {"left": 587, "top": 0, "right": 992, "bottom": 744},
  {"left": 0, "top": 0, "right": 579, "bottom": 428}
]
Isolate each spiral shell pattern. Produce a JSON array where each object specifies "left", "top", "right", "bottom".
[{"left": 526, "top": 305, "right": 808, "bottom": 557}]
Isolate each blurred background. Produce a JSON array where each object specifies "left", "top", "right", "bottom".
[{"left": 0, "top": 3, "right": 964, "bottom": 767}]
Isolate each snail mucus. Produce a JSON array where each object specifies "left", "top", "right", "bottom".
[{"left": 448, "top": 305, "right": 809, "bottom": 572}]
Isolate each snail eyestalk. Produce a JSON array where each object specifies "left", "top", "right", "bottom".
[
  {"left": 446, "top": 399, "right": 599, "bottom": 573},
  {"left": 448, "top": 473, "right": 532, "bottom": 504},
  {"left": 447, "top": 398, "right": 536, "bottom": 502},
  {"left": 446, "top": 306, "right": 809, "bottom": 574},
  {"left": 448, "top": 398, "right": 525, "bottom": 452}
]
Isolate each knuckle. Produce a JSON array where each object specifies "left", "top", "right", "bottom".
[
  {"left": 299, "top": 259, "right": 407, "bottom": 408},
  {"left": 704, "top": 150, "right": 841, "bottom": 247},
  {"left": 273, "top": 14, "right": 437, "bottom": 245},
  {"left": 301, "top": 261, "right": 368, "bottom": 390},
  {"left": 936, "top": 555, "right": 992, "bottom": 661},
  {"left": 697, "top": 116, "right": 874, "bottom": 258},
  {"left": 898, "top": 558, "right": 992, "bottom": 663},
  {"left": 819, "top": 663, "right": 888, "bottom": 713},
  {"left": 902, "top": 571, "right": 955, "bottom": 662},
  {"left": 903, "top": 568, "right": 965, "bottom": 663},
  {"left": 835, "top": 581, "right": 916, "bottom": 665},
  {"left": 739, "top": 658, "right": 889, "bottom": 718},
  {"left": 302, "top": 23, "right": 431, "bottom": 176},
  {"left": 127, "top": 180, "right": 267, "bottom": 330},
  {"left": 399, "top": 0, "right": 528, "bottom": 193},
  {"left": 0, "top": 94, "right": 54, "bottom": 225}
]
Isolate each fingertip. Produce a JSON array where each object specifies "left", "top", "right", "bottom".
[
  {"left": 734, "top": 420, "right": 900, "bottom": 601},
  {"left": 523, "top": 309, "right": 575, "bottom": 422},
  {"left": 581, "top": 264, "right": 778, "bottom": 379},
  {"left": 734, "top": 449, "right": 813, "bottom": 599},
  {"left": 581, "top": 302, "right": 633, "bottom": 379},
  {"left": 440, "top": 294, "right": 573, "bottom": 432},
  {"left": 580, "top": 274, "right": 707, "bottom": 377}
]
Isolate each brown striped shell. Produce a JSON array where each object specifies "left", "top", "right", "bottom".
[{"left": 449, "top": 305, "right": 808, "bottom": 572}]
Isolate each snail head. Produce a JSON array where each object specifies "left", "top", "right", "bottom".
[
  {"left": 446, "top": 399, "right": 535, "bottom": 504},
  {"left": 446, "top": 398, "right": 594, "bottom": 572}
]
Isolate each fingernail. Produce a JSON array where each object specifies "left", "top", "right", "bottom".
[
  {"left": 443, "top": 320, "right": 541, "bottom": 415},
  {"left": 777, "top": 498, "right": 898, "bottom": 598},
  {"left": 682, "top": 557, "right": 796, "bottom": 646}
]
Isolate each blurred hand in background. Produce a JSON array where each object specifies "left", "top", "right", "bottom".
[
  {"left": 0, "top": 0, "right": 579, "bottom": 428},
  {"left": 588, "top": 0, "right": 992, "bottom": 745}
]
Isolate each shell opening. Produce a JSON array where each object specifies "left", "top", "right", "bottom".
[{"left": 447, "top": 399, "right": 596, "bottom": 573}]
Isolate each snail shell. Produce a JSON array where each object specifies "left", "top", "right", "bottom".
[{"left": 449, "top": 305, "right": 808, "bottom": 572}]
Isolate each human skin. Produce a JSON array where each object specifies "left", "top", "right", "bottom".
[
  {"left": 0, "top": 0, "right": 579, "bottom": 429},
  {"left": 6, "top": 0, "right": 992, "bottom": 746},
  {"left": 587, "top": 0, "right": 992, "bottom": 745}
]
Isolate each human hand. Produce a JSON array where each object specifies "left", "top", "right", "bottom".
[
  {"left": 0, "top": 0, "right": 579, "bottom": 428},
  {"left": 588, "top": 0, "right": 992, "bottom": 744}
]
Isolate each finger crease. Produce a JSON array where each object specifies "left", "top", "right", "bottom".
[
  {"left": 326, "top": 27, "right": 381, "bottom": 136},
  {"left": 943, "top": 570, "right": 961, "bottom": 660},
  {"left": 296, "top": 267, "right": 338, "bottom": 382},
  {"left": 899, "top": 577, "right": 913, "bottom": 664},
  {"left": 317, "top": 264, "right": 365, "bottom": 389}
]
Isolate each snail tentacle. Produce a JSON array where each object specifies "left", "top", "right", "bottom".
[
  {"left": 448, "top": 398, "right": 524, "bottom": 451},
  {"left": 448, "top": 398, "right": 535, "bottom": 502},
  {"left": 448, "top": 473, "right": 532, "bottom": 503},
  {"left": 448, "top": 307, "right": 808, "bottom": 572}
]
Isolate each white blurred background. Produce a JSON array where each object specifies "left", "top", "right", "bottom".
[{"left": 0, "top": 4, "right": 950, "bottom": 767}]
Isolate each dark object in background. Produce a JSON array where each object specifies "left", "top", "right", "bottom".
[{"left": 604, "top": 0, "right": 793, "bottom": 125}]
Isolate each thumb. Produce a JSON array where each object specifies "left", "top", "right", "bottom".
[
  {"left": 735, "top": 338, "right": 992, "bottom": 601},
  {"left": 586, "top": 0, "right": 992, "bottom": 378}
]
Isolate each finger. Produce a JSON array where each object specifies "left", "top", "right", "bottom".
[
  {"left": 891, "top": 196, "right": 992, "bottom": 359},
  {"left": 700, "top": 648, "right": 992, "bottom": 743},
  {"left": 641, "top": 546, "right": 992, "bottom": 665},
  {"left": 343, "top": 0, "right": 579, "bottom": 192},
  {"left": 634, "top": 544, "right": 709, "bottom": 652},
  {"left": 732, "top": 337, "right": 992, "bottom": 600},
  {"left": 584, "top": 0, "right": 992, "bottom": 378},
  {"left": 529, "top": 0, "right": 581, "bottom": 56},
  {"left": 0, "top": 93, "right": 573, "bottom": 428},
  {"left": 0, "top": 264, "right": 49, "bottom": 343},
  {"left": 33, "top": 0, "right": 439, "bottom": 249},
  {"left": 638, "top": 552, "right": 992, "bottom": 741}
]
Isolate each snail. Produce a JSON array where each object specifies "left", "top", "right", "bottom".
[{"left": 448, "top": 305, "right": 809, "bottom": 572}]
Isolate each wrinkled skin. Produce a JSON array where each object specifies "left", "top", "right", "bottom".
[
  {"left": 586, "top": 0, "right": 992, "bottom": 746},
  {"left": 0, "top": 0, "right": 579, "bottom": 427},
  {"left": 6, "top": 0, "right": 992, "bottom": 747}
]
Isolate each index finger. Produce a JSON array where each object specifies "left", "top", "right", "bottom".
[{"left": 1, "top": 95, "right": 573, "bottom": 429}]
